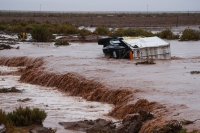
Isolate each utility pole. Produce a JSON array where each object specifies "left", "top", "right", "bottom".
[
  {"left": 176, "top": 16, "right": 178, "bottom": 27},
  {"left": 147, "top": 5, "right": 148, "bottom": 13},
  {"left": 40, "top": 4, "right": 41, "bottom": 12}
]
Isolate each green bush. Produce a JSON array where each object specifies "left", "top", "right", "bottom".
[
  {"left": 6, "top": 106, "right": 47, "bottom": 126},
  {"left": 180, "top": 29, "right": 200, "bottom": 41},
  {"left": 0, "top": 20, "right": 79, "bottom": 34},
  {"left": 0, "top": 20, "right": 37, "bottom": 32},
  {"left": 123, "top": 28, "right": 136, "bottom": 36},
  {"left": 30, "top": 108, "right": 47, "bottom": 124},
  {"left": 8, "top": 25, "right": 25, "bottom": 32},
  {"left": 27, "top": 19, "right": 38, "bottom": 25},
  {"left": 94, "top": 26, "right": 110, "bottom": 35},
  {"left": 157, "top": 29, "right": 173, "bottom": 39},
  {"left": 79, "top": 28, "right": 92, "bottom": 38},
  {"left": 172, "top": 34, "right": 180, "bottom": 39},
  {"left": 41, "top": 23, "right": 57, "bottom": 33},
  {"left": 55, "top": 40, "right": 69, "bottom": 46},
  {"left": 112, "top": 28, "right": 153, "bottom": 37},
  {"left": 10, "top": 19, "right": 19, "bottom": 25},
  {"left": 0, "top": 24, "right": 8, "bottom": 31},
  {"left": 156, "top": 29, "right": 179, "bottom": 39},
  {"left": 24, "top": 25, "right": 34, "bottom": 32},
  {"left": 31, "top": 25, "right": 55, "bottom": 42},
  {"left": 0, "top": 109, "right": 6, "bottom": 124},
  {"left": 0, "top": 20, "right": 7, "bottom": 25},
  {"left": 111, "top": 28, "right": 125, "bottom": 36},
  {"left": 135, "top": 28, "right": 154, "bottom": 37},
  {"left": 57, "top": 24, "right": 79, "bottom": 34},
  {"left": 19, "top": 20, "right": 28, "bottom": 27}
]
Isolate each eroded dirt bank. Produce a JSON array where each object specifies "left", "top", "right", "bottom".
[
  {"left": 0, "top": 57, "right": 154, "bottom": 115},
  {"left": 0, "top": 56, "right": 177, "bottom": 132},
  {"left": 0, "top": 57, "right": 197, "bottom": 133},
  {"left": 0, "top": 66, "right": 116, "bottom": 133}
]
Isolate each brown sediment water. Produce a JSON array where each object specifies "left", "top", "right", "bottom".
[
  {"left": 109, "top": 99, "right": 157, "bottom": 119},
  {"left": 0, "top": 57, "right": 188, "bottom": 132},
  {"left": 0, "top": 55, "right": 181, "bottom": 132},
  {"left": 0, "top": 56, "right": 160, "bottom": 132},
  {"left": 0, "top": 66, "right": 115, "bottom": 133},
  {"left": 0, "top": 39, "right": 200, "bottom": 131},
  {"left": 19, "top": 68, "right": 133, "bottom": 105},
  {"left": 0, "top": 56, "right": 134, "bottom": 111}
]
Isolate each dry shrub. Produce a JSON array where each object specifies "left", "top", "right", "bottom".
[{"left": 4, "top": 123, "right": 15, "bottom": 133}]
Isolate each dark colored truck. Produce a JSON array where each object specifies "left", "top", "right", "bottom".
[{"left": 98, "top": 37, "right": 132, "bottom": 59}]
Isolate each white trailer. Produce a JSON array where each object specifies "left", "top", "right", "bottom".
[
  {"left": 98, "top": 36, "right": 171, "bottom": 59},
  {"left": 123, "top": 36, "right": 171, "bottom": 59}
]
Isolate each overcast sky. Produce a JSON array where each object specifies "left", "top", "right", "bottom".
[{"left": 0, "top": 0, "right": 200, "bottom": 12}]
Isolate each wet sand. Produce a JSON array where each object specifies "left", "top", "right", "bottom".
[{"left": 0, "top": 33, "right": 200, "bottom": 131}]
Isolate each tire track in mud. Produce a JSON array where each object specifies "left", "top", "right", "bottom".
[{"left": 0, "top": 56, "right": 180, "bottom": 132}]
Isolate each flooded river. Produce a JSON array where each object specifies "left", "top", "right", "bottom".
[
  {"left": 0, "top": 32, "right": 200, "bottom": 131},
  {"left": 0, "top": 66, "right": 114, "bottom": 133}
]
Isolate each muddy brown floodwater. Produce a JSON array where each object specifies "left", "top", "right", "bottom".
[
  {"left": 0, "top": 66, "right": 115, "bottom": 133},
  {"left": 0, "top": 33, "right": 200, "bottom": 132}
]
